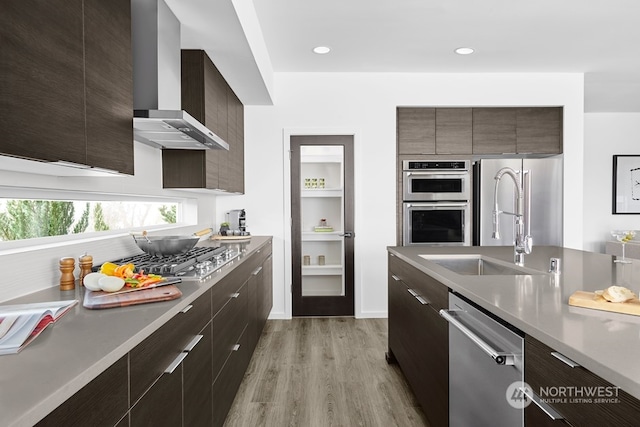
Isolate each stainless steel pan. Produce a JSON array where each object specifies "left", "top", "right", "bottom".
[{"left": 131, "top": 228, "right": 212, "bottom": 256}]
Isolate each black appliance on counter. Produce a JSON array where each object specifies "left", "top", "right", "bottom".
[
  {"left": 402, "top": 160, "right": 472, "bottom": 246},
  {"left": 93, "top": 246, "right": 239, "bottom": 282}
]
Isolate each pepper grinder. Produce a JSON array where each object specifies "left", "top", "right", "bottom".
[
  {"left": 59, "top": 257, "right": 76, "bottom": 291},
  {"left": 79, "top": 254, "right": 93, "bottom": 285}
]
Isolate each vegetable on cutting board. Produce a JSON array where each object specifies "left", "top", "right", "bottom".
[{"left": 99, "top": 262, "right": 165, "bottom": 288}]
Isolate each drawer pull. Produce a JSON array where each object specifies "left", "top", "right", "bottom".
[
  {"left": 551, "top": 351, "right": 581, "bottom": 368},
  {"left": 231, "top": 292, "right": 240, "bottom": 298},
  {"left": 391, "top": 275, "right": 401, "bottom": 282},
  {"left": 252, "top": 266, "right": 263, "bottom": 276},
  {"left": 180, "top": 304, "right": 193, "bottom": 313},
  {"left": 407, "top": 288, "right": 429, "bottom": 305},
  {"left": 164, "top": 352, "right": 188, "bottom": 374},
  {"left": 520, "top": 387, "right": 564, "bottom": 420},
  {"left": 184, "top": 335, "right": 203, "bottom": 352},
  {"left": 232, "top": 344, "right": 241, "bottom": 351}
]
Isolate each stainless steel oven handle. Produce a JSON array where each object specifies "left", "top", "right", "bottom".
[
  {"left": 407, "top": 202, "right": 470, "bottom": 207},
  {"left": 439, "top": 309, "right": 515, "bottom": 365}
]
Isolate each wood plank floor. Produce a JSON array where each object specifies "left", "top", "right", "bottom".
[{"left": 224, "top": 318, "right": 430, "bottom": 427}]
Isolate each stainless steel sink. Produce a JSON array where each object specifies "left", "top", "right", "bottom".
[{"left": 419, "top": 254, "right": 543, "bottom": 276}]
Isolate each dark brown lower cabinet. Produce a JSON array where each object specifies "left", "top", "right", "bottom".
[
  {"left": 388, "top": 254, "right": 448, "bottom": 427},
  {"left": 525, "top": 335, "right": 640, "bottom": 427},
  {"left": 35, "top": 240, "right": 273, "bottom": 427},
  {"left": 35, "top": 355, "right": 129, "bottom": 427},
  {"left": 130, "top": 365, "right": 182, "bottom": 426},
  {"left": 213, "top": 327, "right": 251, "bottom": 427},
  {"left": 184, "top": 322, "right": 214, "bottom": 426}
]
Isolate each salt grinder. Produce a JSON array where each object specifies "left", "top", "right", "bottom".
[
  {"left": 79, "top": 254, "right": 93, "bottom": 285},
  {"left": 59, "top": 257, "right": 76, "bottom": 291}
]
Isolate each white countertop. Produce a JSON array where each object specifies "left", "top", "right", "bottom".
[
  {"left": 388, "top": 245, "right": 640, "bottom": 400},
  {"left": 0, "top": 236, "right": 272, "bottom": 427}
]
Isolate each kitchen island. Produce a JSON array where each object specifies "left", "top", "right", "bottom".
[
  {"left": 389, "top": 244, "right": 640, "bottom": 425},
  {"left": 0, "top": 236, "right": 272, "bottom": 427}
]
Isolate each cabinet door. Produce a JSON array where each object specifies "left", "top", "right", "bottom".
[
  {"left": 212, "top": 327, "right": 250, "bottom": 427},
  {"left": 184, "top": 322, "right": 213, "bottom": 427},
  {"left": 435, "top": 108, "right": 472, "bottom": 154},
  {"left": 130, "top": 364, "right": 182, "bottom": 427},
  {"left": 516, "top": 107, "right": 562, "bottom": 154},
  {"left": 84, "top": 0, "right": 133, "bottom": 174},
  {"left": 223, "top": 87, "right": 244, "bottom": 194},
  {"left": 526, "top": 335, "right": 640, "bottom": 426},
  {"left": 213, "top": 281, "right": 249, "bottom": 381},
  {"left": 397, "top": 108, "right": 436, "bottom": 155},
  {"left": 162, "top": 149, "right": 207, "bottom": 188},
  {"left": 472, "top": 108, "right": 517, "bottom": 154},
  {"left": 0, "top": 0, "right": 86, "bottom": 165},
  {"left": 258, "top": 253, "right": 273, "bottom": 335},
  {"left": 35, "top": 355, "right": 129, "bottom": 427},
  {"left": 388, "top": 268, "right": 448, "bottom": 427},
  {"left": 130, "top": 290, "right": 211, "bottom": 403}
]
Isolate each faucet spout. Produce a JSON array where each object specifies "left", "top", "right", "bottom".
[{"left": 492, "top": 167, "right": 532, "bottom": 266}]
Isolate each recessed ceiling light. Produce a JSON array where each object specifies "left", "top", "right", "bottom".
[
  {"left": 313, "top": 46, "right": 331, "bottom": 55},
  {"left": 454, "top": 47, "right": 474, "bottom": 55}
]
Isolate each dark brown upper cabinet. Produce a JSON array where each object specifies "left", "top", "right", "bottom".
[
  {"left": 436, "top": 108, "right": 473, "bottom": 154},
  {"left": 163, "top": 50, "right": 244, "bottom": 193},
  {"left": 472, "top": 107, "right": 563, "bottom": 155},
  {"left": 472, "top": 108, "right": 517, "bottom": 154},
  {"left": 516, "top": 107, "right": 563, "bottom": 154},
  {"left": 0, "top": 0, "right": 133, "bottom": 175},
  {"left": 397, "top": 108, "right": 436, "bottom": 155}
]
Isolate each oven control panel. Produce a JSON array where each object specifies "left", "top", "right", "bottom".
[{"left": 403, "top": 160, "right": 469, "bottom": 171}]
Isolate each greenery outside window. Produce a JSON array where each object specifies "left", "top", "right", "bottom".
[{"left": 0, "top": 199, "right": 179, "bottom": 242}]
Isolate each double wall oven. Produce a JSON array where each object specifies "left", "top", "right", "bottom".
[{"left": 402, "top": 160, "right": 471, "bottom": 246}]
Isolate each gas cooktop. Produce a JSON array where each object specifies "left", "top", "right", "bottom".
[{"left": 94, "top": 246, "right": 239, "bottom": 281}]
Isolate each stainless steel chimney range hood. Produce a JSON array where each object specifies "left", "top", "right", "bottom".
[{"left": 131, "top": 0, "right": 228, "bottom": 151}]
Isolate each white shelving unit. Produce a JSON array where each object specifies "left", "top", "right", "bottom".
[{"left": 299, "top": 146, "right": 345, "bottom": 297}]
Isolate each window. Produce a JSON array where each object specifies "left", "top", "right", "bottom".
[{"left": 0, "top": 198, "right": 179, "bottom": 242}]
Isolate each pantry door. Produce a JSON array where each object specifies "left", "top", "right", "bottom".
[{"left": 290, "top": 135, "right": 354, "bottom": 316}]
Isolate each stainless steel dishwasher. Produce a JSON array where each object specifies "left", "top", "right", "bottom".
[{"left": 440, "top": 292, "right": 524, "bottom": 427}]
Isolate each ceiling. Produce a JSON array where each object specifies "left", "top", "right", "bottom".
[{"left": 166, "top": 0, "right": 640, "bottom": 112}]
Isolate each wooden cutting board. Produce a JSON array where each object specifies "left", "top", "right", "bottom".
[
  {"left": 568, "top": 291, "right": 640, "bottom": 316},
  {"left": 83, "top": 285, "right": 182, "bottom": 309},
  {"left": 211, "top": 234, "right": 251, "bottom": 241}
]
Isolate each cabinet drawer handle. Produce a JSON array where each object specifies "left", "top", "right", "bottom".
[
  {"left": 252, "top": 266, "right": 263, "bottom": 276},
  {"left": 390, "top": 253, "right": 396, "bottom": 257},
  {"left": 184, "top": 335, "right": 203, "bottom": 352},
  {"left": 391, "top": 275, "right": 401, "bottom": 282},
  {"left": 232, "top": 344, "right": 241, "bottom": 351},
  {"left": 231, "top": 292, "right": 240, "bottom": 298},
  {"left": 164, "top": 352, "right": 188, "bottom": 374},
  {"left": 520, "top": 387, "right": 564, "bottom": 420},
  {"left": 180, "top": 304, "right": 193, "bottom": 313},
  {"left": 551, "top": 351, "right": 581, "bottom": 368},
  {"left": 407, "top": 288, "right": 429, "bottom": 305}
]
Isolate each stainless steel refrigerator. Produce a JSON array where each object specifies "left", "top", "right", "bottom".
[{"left": 472, "top": 157, "right": 563, "bottom": 247}]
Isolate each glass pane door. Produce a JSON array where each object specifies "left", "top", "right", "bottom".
[
  {"left": 299, "top": 145, "right": 345, "bottom": 296},
  {"left": 290, "top": 134, "right": 354, "bottom": 317}
]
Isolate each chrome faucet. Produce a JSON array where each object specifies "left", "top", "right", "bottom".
[{"left": 492, "top": 167, "right": 532, "bottom": 266}]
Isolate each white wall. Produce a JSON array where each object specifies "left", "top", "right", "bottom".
[
  {"left": 0, "top": 142, "right": 218, "bottom": 302},
  {"left": 217, "top": 72, "right": 585, "bottom": 319},
  {"left": 583, "top": 113, "right": 640, "bottom": 253}
]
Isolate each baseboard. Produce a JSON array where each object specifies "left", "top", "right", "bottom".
[{"left": 356, "top": 311, "right": 388, "bottom": 319}]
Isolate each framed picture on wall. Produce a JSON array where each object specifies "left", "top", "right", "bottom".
[{"left": 613, "top": 155, "right": 640, "bottom": 214}]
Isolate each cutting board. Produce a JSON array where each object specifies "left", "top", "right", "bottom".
[
  {"left": 83, "top": 285, "right": 182, "bottom": 309},
  {"left": 211, "top": 234, "right": 251, "bottom": 241},
  {"left": 568, "top": 291, "right": 640, "bottom": 316}
]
